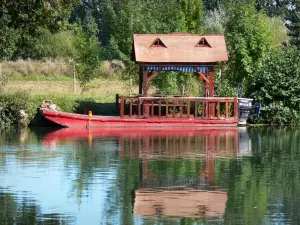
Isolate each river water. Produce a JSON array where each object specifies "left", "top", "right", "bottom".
[{"left": 0, "top": 127, "right": 299, "bottom": 225}]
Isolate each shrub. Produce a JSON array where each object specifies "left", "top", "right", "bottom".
[
  {"left": 248, "top": 45, "right": 300, "bottom": 124},
  {"left": 0, "top": 92, "right": 33, "bottom": 127}
]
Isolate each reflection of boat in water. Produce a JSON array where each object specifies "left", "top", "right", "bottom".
[
  {"left": 43, "top": 127, "right": 252, "bottom": 158},
  {"left": 134, "top": 188, "right": 227, "bottom": 218},
  {"left": 42, "top": 127, "right": 252, "bottom": 219}
]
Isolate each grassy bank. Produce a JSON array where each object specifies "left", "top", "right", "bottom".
[
  {"left": 1, "top": 76, "right": 142, "bottom": 127},
  {"left": 4, "top": 78, "right": 137, "bottom": 102}
]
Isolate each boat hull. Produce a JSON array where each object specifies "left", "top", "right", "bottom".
[{"left": 41, "top": 109, "right": 238, "bottom": 128}]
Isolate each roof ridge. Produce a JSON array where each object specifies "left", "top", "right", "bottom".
[{"left": 134, "top": 33, "right": 224, "bottom": 36}]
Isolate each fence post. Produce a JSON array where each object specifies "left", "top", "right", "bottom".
[
  {"left": 234, "top": 98, "right": 239, "bottom": 120},
  {"left": 120, "top": 96, "right": 124, "bottom": 118},
  {"left": 116, "top": 94, "right": 120, "bottom": 110}
]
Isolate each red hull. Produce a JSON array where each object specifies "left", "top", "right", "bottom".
[{"left": 41, "top": 109, "right": 238, "bottom": 128}]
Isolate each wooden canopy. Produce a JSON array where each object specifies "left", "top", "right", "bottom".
[
  {"left": 132, "top": 33, "right": 228, "bottom": 64},
  {"left": 132, "top": 33, "right": 229, "bottom": 98}
]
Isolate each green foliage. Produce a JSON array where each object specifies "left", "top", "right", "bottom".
[
  {"left": 179, "top": 0, "right": 205, "bottom": 33},
  {"left": 0, "top": 0, "right": 78, "bottom": 59},
  {"left": 248, "top": 45, "right": 300, "bottom": 124},
  {"left": 267, "top": 16, "right": 289, "bottom": 47},
  {"left": 286, "top": 1, "right": 300, "bottom": 50},
  {"left": 255, "top": 0, "right": 290, "bottom": 16},
  {"left": 204, "top": 8, "right": 226, "bottom": 34},
  {"left": 0, "top": 19, "right": 20, "bottom": 60},
  {"left": 98, "top": 0, "right": 192, "bottom": 60},
  {"left": 0, "top": 92, "right": 32, "bottom": 127},
  {"left": 260, "top": 102, "right": 300, "bottom": 125},
  {"left": 0, "top": 65, "right": 8, "bottom": 92},
  {"left": 33, "top": 16, "right": 103, "bottom": 87},
  {"left": 152, "top": 72, "right": 202, "bottom": 96},
  {"left": 225, "top": 1, "right": 272, "bottom": 84},
  {"left": 72, "top": 17, "right": 104, "bottom": 87},
  {"left": 34, "top": 29, "right": 77, "bottom": 59}
]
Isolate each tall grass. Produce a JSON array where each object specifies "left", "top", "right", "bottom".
[
  {"left": 1, "top": 59, "right": 125, "bottom": 81},
  {"left": 1, "top": 59, "right": 73, "bottom": 80}
]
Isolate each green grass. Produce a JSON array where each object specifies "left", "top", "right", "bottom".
[
  {"left": 2, "top": 77, "right": 144, "bottom": 121},
  {"left": 8, "top": 74, "right": 73, "bottom": 81}
]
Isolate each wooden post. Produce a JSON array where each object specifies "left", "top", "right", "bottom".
[
  {"left": 143, "top": 69, "right": 148, "bottom": 96},
  {"left": 209, "top": 67, "right": 215, "bottom": 97},
  {"left": 194, "top": 101, "right": 198, "bottom": 118},
  {"left": 138, "top": 99, "right": 141, "bottom": 118},
  {"left": 173, "top": 100, "right": 176, "bottom": 118},
  {"left": 159, "top": 100, "right": 161, "bottom": 118},
  {"left": 151, "top": 100, "right": 154, "bottom": 117},
  {"left": 129, "top": 99, "right": 133, "bottom": 117},
  {"left": 139, "top": 66, "right": 143, "bottom": 95},
  {"left": 209, "top": 67, "right": 215, "bottom": 117},
  {"left": 187, "top": 100, "right": 190, "bottom": 118},
  {"left": 180, "top": 100, "right": 183, "bottom": 118},
  {"left": 120, "top": 96, "right": 124, "bottom": 118},
  {"left": 234, "top": 98, "right": 239, "bottom": 120},
  {"left": 116, "top": 94, "right": 119, "bottom": 110},
  {"left": 166, "top": 100, "right": 169, "bottom": 117},
  {"left": 225, "top": 101, "right": 229, "bottom": 118},
  {"left": 217, "top": 101, "right": 220, "bottom": 119}
]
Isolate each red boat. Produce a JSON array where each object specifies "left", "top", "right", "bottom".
[
  {"left": 41, "top": 34, "right": 253, "bottom": 128},
  {"left": 41, "top": 108, "right": 239, "bottom": 128}
]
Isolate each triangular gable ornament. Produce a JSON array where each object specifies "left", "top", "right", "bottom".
[
  {"left": 150, "top": 38, "right": 167, "bottom": 48},
  {"left": 196, "top": 38, "right": 211, "bottom": 48}
]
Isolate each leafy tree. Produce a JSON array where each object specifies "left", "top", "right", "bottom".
[
  {"left": 267, "top": 16, "right": 289, "bottom": 47},
  {"left": 255, "top": 0, "right": 290, "bottom": 16},
  {"left": 225, "top": 1, "right": 272, "bottom": 84},
  {"left": 72, "top": 16, "right": 103, "bottom": 87},
  {"left": 34, "top": 28, "right": 77, "bottom": 59},
  {"left": 286, "top": 0, "right": 300, "bottom": 50},
  {"left": 179, "top": 0, "right": 205, "bottom": 33},
  {"left": 0, "top": 0, "right": 78, "bottom": 59},
  {"left": 248, "top": 46, "right": 300, "bottom": 124},
  {"left": 204, "top": 7, "right": 226, "bottom": 34},
  {"left": 203, "top": 0, "right": 221, "bottom": 11},
  {"left": 0, "top": 18, "right": 20, "bottom": 60}
]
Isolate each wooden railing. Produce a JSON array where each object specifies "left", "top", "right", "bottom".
[{"left": 119, "top": 96, "right": 238, "bottom": 120}]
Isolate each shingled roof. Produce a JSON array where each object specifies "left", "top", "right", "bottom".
[{"left": 132, "top": 33, "right": 228, "bottom": 64}]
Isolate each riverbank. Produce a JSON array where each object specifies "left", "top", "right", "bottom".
[{"left": 0, "top": 77, "right": 139, "bottom": 127}]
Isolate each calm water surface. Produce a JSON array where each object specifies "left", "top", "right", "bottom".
[{"left": 0, "top": 127, "right": 299, "bottom": 225}]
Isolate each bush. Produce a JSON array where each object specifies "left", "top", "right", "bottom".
[
  {"left": 248, "top": 102, "right": 300, "bottom": 125},
  {"left": 248, "top": 45, "right": 300, "bottom": 124},
  {"left": 0, "top": 92, "right": 95, "bottom": 127},
  {"left": 0, "top": 92, "right": 34, "bottom": 127}
]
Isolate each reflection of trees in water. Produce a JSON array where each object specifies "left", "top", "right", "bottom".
[
  {"left": 0, "top": 190, "right": 75, "bottom": 225},
  {"left": 2, "top": 128, "right": 300, "bottom": 224},
  {"left": 225, "top": 128, "right": 300, "bottom": 224},
  {"left": 64, "top": 139, "right": 120, "bottom": 205}
]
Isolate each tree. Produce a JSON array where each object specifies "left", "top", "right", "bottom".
[
  {"left": 248, "top": 46, "right": 300, "bottom": 124},
  {"left": 255, "top": 0, "right": 290, "bottom": 17},
  {"left": 0, "top": 0, "right": 78, "bottom": 59},
  {"left": 225, "top": 1, "right": 272, "bottom": 84},
  {"left": 179, "top": 0, "right": 205, "bottom": 33},
  {"left": 72, "top": 16, "right": 103, "bottom": 87},
  {"left": 286, "top": 0, "right": 300, "bottom": 50},
  {"left": 203, "top": 0, "right": 221, "bottom": 11}
]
